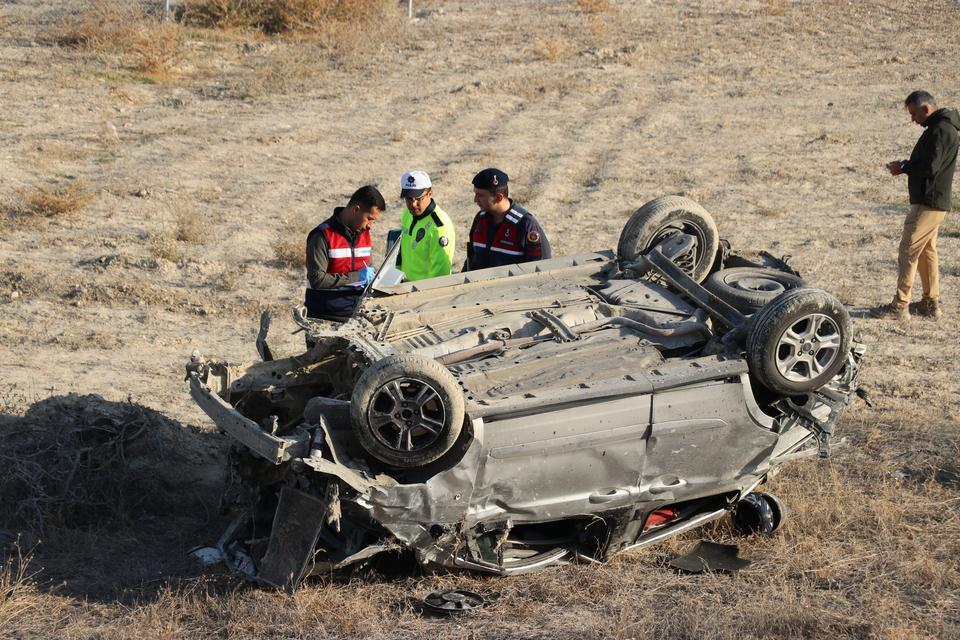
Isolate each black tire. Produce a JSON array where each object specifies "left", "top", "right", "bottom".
[
  {"left": 704, "top": 267, "right": 806, "bottom": 314},
  {"left": 617, "top": 195, "right": 719, "bottom": 283},
  {"left": 761, "top": 492, "right": 786, "bottom": 532},
  {"left": 746, "top": 288, "right": 851, "bottom": 394},
  {"left": 732, "top": 492, "right": 785, "bottom": 535},
  {"left": 350, "top": 355, "right": 465, "bottom": 468}
]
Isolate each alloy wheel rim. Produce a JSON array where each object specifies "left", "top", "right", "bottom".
[
  {"left": 774, "top": 313, "right": 842, "bottom": 382},
  {"left": 368, "top": 377, "right": 446, "bottom": 452}
]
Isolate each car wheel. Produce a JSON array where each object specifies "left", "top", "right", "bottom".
[
  {"left": 350, "top": 355, "right": 465, "bottom": 468},
  {"left": 746, "top": 288, "right": 851, "bottom": 394},
  {"left": 617, "top": 195, "right": 719, "bottom": 283},
  {"left": 732, "top": 492, "right": 785, "bottom": 535},
  {"left": 704, "top": 267, "right": 806, "bottom": 314}
]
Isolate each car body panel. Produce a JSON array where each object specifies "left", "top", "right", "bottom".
[{"left": 185, "top": 225, "right": 864, "bottom": 588}]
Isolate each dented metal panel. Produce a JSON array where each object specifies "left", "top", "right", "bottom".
[{"left": 182, "top": 200, "right": 865, "bottom": 589}]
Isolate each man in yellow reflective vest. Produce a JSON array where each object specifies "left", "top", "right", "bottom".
[{"left": 397, "top": 170, "right": 455, "bottom": 281}]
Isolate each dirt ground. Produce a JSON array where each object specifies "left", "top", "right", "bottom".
[{"left": 2, "top": 0, "right": 959, "bottom": 638}]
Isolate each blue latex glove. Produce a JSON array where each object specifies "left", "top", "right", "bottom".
[{"left": 358, "top": 265, "right": 377, "bottom": 285}]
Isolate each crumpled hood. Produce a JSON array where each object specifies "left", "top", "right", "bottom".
[{"left": 928, "top": 107, "right": 960, "bottom": 131}]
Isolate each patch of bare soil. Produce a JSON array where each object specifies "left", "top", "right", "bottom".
[{"left": 2, "top": 0, "right": 960, "bottom": 638}]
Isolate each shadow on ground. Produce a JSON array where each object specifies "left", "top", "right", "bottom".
[{"left": 0, "top": 394, "right": 232, "bottom": 603}]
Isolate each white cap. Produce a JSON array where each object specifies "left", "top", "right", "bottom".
[{"left": 400, "top": 170, "right": 432, "bottom": 198}]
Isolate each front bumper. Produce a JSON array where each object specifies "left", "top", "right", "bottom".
[{"left": 187, "top": 373, "right": 310, "bottom": 465}]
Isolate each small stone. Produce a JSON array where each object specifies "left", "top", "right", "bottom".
[{"left": 10, "top": 291, "right": 20, "bottom": 300}]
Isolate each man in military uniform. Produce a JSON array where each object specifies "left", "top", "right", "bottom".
[
  {"left": 397, "top": 170, "right": 455, "bottom": 281},
  {"left": 304, "top": 185, "right": 385, "bottom": 324},
  {"left": 464, "top": 168, "right": 551, "bottom": 271}
]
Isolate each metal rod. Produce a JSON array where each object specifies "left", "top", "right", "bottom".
[{"left": 408, "top": 0, "right": 413, "bottom": 18}]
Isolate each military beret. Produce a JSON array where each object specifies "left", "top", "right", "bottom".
[{"left": 472, "top": 168, "right": 509, "bottom": 191}]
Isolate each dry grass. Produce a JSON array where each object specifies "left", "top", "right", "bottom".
[
  {"left": 576, "top": 0, "right": 611, "bottom": 14},
  {"left": 532, "top": 34, "right": 571, "bottom": 62},
  {"left": 15, "top": 181, "right": 94, "bottom": 219},
  {"left": 51, "top": 0, "right": 140, "bottom": 50},
  {"left": 53, "top": 1, "right": 185, "bottom": 80},
  {"left": 271, "top": 214, "right": 314, "bottom": 269},
  {"left": 130, "top": 22, "right": 185, "bottom": 79},
  {"left": 147, "top": 206, "right": 212, "bottom": 262},
  {"left": 149, "top": 234, "right": 186, "bottom": 263},
  {"left": 184, "top": 0, "right": 393, "bottom": 34},
  {"left": 4, "top": 0, "right": 960, "bottom": 637},
  {"left": 759, "top": 0, "right": 791, "bottom": 16},
  {"left": 271, "top": 237, "right": 303, "bottom": 268},
  {"left": 0, "top": 547, "right": 39, "bottom": 628},
  {"left": 175, "top": 209, "right": 212, "bottom": 244},
  {"left": 246, "top": 43, "right": 325, "bottom": 95}
]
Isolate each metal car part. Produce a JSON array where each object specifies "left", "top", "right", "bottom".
[
  {"left": 773, "top": 312, "right": 843, "bottom": 383},
  {"left": 182, "top": 195, "right": 865, "bottom": 590}
]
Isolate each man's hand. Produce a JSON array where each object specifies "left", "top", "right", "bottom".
[
  {"left": 886, "top": 160, "right": 906, "bottom": 176},
  {"left": 358, "top": 265, "right": 377, "bottom": 285}
]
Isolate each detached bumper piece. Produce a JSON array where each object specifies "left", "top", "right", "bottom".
[{"left": 188, "top": 373, "right": 310, "bottom": 465}]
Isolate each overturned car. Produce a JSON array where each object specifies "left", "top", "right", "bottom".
[{"left": 186, "top": 196, "right": 864, "bottom": 590}]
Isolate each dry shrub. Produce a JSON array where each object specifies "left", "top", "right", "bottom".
[
  {"left": 532, "top": 35, "right": 571, "bottom": 62},
  {"left": 131, "top": 22, "right": 186, "bottom": 78},
  {"left": 576, "top": 0, "right": 610, "bottom": 14},
  {"left": 0, "top": 547, "right": 39, "bottom": 627},
  {"left": 149, "top": 234, "right": 185, "bottom": 262},
  {"left": 185, "top": 0, "right": 392, "bottom": 34},
  {"left": 271, "top": 235, "right": 304, "bottom": 268},
  {"left": 248, "top": 44, "right": 324, "bottom": 95},
  {"left": 183, "top": 0, "right": 270, "bottom": 30},
  {"left": 175, "top": 209, "right": 211, "bottom": 243},
  {"left": 215, "top": 267, "right": 241, "bottom": 291},
  {"left": 760, "top": 0, "right": 790, "bottom": 16},
  {"left": 271, "top": 214, "right": 313, "bottom": 268},
  {"left": 758, "top": 206, "right": 784, "bottom": 218},
  {"left": 0, "top": 395, "right": 188, "bottom": 531},
  {"left": 148, "top": 205, "right": 211, "bottom": 261},
  {"left": 52, "top": 0, "right": 139, "bottom": 49},
  {"left": 53, "top": 1, "right": 185, "bottom": 80},
  {"left": 16, "top": 181, "right": 94, "bottom": 219}
]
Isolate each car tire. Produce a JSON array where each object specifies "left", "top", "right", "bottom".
[
  {"left": 732, "top": 492, "right": 785, "bottom": 535},
  {"left": 746, "top": 288, "right": 851, "bottom": 394},
  {"left": 617, "top": 195, "right": 719, "bottom": 283},
  {"left": 350, "top": 355, "right": 465, "bottom": 468},
  {"left": 704, "top": 267, "right": 806, "bottom": 314}
]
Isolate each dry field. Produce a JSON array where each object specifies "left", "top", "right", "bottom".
[{"left": 2, "top": 0, "right": 960, "bottom": 638}]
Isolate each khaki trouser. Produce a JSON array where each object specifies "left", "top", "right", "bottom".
[{"left": 894, "top": 204, "right": 946, "bottom": 308}]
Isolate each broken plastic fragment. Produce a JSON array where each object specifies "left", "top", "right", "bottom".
[
  {"left": 188, "top": 546, "right": 223, "bottom": 566},
  {"left": 423, "top": 588, "right": 485, "bottom": 614},
  {"left": 668, "top": 540, "right": 752, "bottom": 573}
]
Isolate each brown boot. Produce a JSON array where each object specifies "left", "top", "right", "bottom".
[
  {"left": 870, "top": 302, "right": 910, "bottom": 321},
  {"left": 909, "top": 298, "right": 943, "bottom": 319}
]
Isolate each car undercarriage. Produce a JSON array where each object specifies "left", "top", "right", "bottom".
[{"left": 185, "top": 196, "right": 865, "bottom": 590}]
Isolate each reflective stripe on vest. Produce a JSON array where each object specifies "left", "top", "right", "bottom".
[
  {"left": 322, "top": 224, "right": 371, "bottom": 273},
  {"left": 470, "top": 212, "right": 525, "bottom": 257}
]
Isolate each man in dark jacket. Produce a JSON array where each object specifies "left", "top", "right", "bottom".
[
  {"left": 464, "top": 168, "right": 552, "bottom": 271},
  {"left": 304, "top": 185, "right": 384, "bottom": 325},
  {"left": 874, "top": 91, "right": 959, "bottom": 321}
]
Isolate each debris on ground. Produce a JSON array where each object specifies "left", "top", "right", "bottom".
[{"left": 669, "top": 541, "right": 753, "bottom": 574}]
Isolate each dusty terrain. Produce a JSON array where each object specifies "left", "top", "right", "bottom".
[{"left": 2, "top": 0, "right": 959, "bottom": 638}]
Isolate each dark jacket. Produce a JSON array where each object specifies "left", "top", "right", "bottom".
[
  {"left": 904, "top": 108, "right": 960, "bottom": 211},
  {"left": 303, "top": 209, "right": 367, "bottom": 319},
  {"left": 465, "top": 201, "right": 552, "bottom": 271}
]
